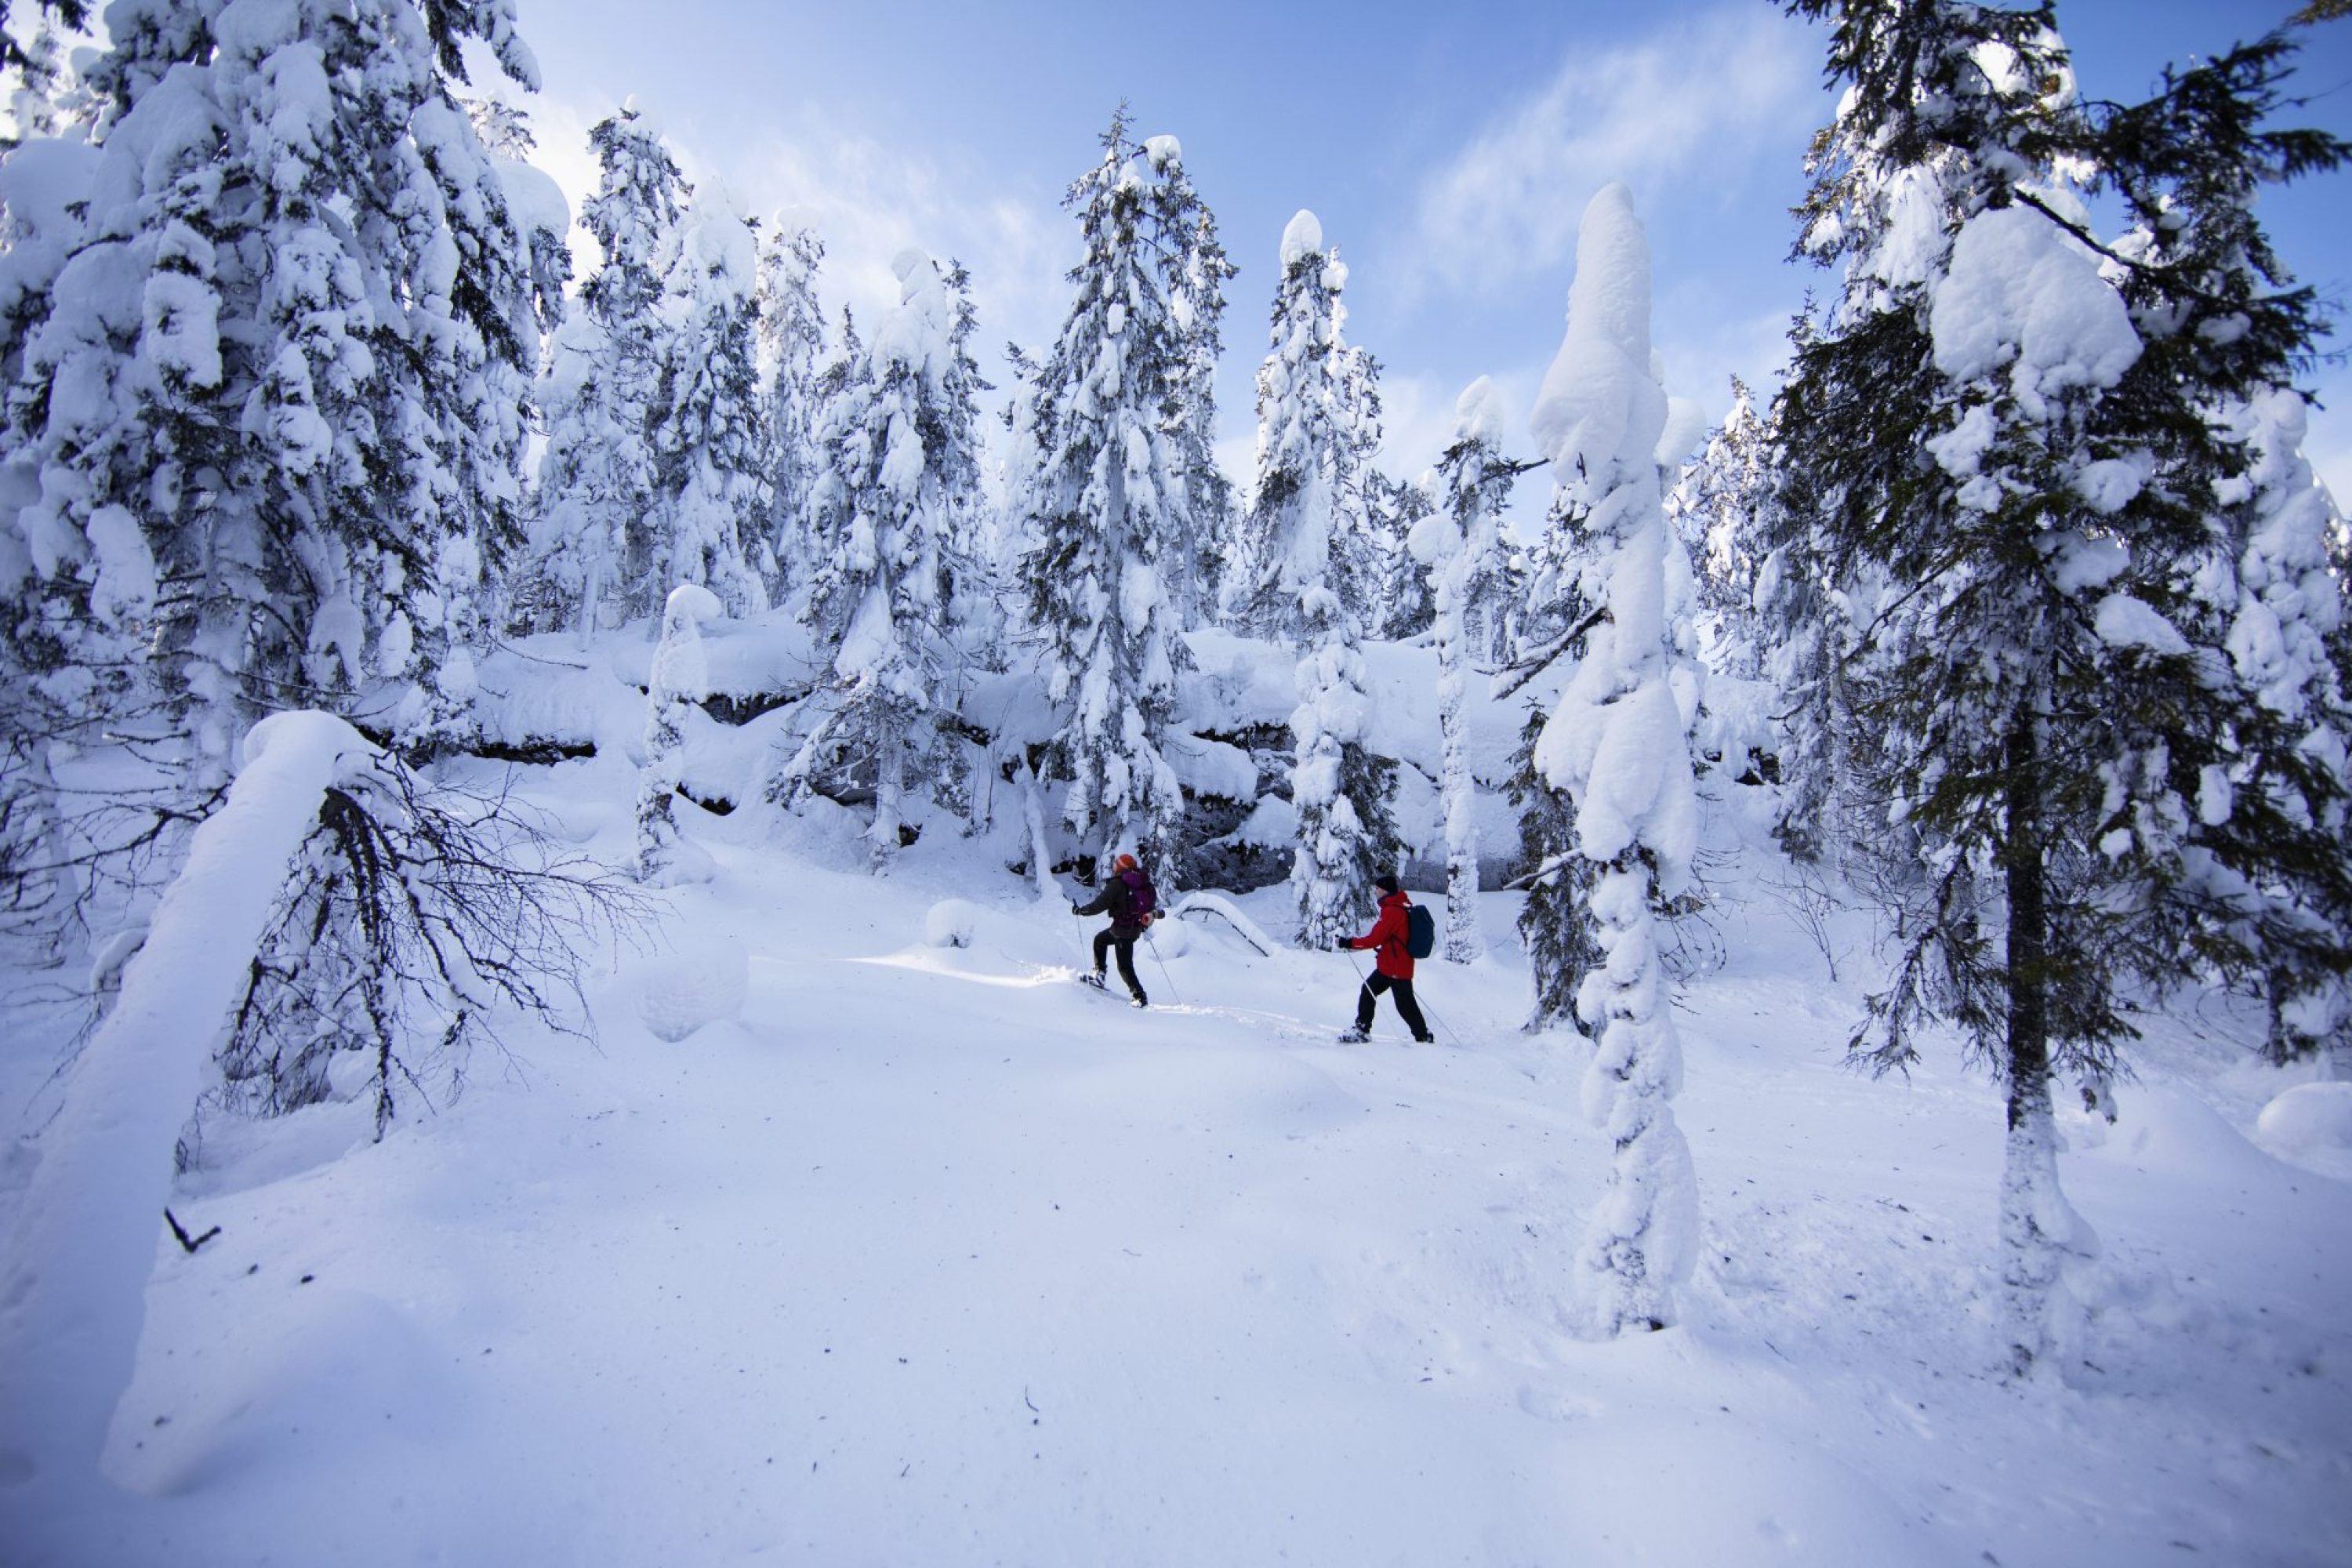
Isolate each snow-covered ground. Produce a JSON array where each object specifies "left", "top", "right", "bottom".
[{"left": 3, "top": 745, "right": 2346, "bottom": 1567}]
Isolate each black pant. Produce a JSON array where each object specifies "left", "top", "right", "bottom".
[
  {"left": 1094, "top": 928, "right": 1145, "bottom": 1002},
  {"left": 1356, "top": 972, "right": 1429, "bottom": 1040}
]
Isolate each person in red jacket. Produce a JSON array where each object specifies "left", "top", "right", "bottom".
[{"left": 1337, "top": 873, "right": 1432, "bottom": 1043}]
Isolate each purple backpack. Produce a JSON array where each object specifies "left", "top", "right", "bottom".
[{"left": 1119, "top": 867, "right": 1157, "bottom": 922}]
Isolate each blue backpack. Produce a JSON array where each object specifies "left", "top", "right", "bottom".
[{"left": 1405, "top": 903, "right": 1436, "bottom": 960}]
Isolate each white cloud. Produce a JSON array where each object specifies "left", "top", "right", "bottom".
[
  {"left": 510, "top": 86, "right": 1074, "bottom": 381},
  {"left": 1401, "top": 6, "right": 1819, "bottom": 299}
]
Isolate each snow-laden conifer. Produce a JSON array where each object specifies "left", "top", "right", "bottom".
[
  {"left": 525, "top": 103, "right": 688, "bottom": 634},
  {"left": 755, "top": 220, "right": 826, "bottom": 590},
  {"left": 1665, "top": 379, "right": 1773, "bottom": 681},
  {"left": 2, "top": 0, "right": 546, "bottom": 775},
  {"left": 1421, "top": 379, "right": 1518, "bottom": 964},
  {"left": 1232, "top": 211, "right": 1398, "bottom": 943},
  {"left": 1012, "top": 111, "right": 1195, "bottom": 872},
  {"left": 1232, "top": 210, "right": 1381, "bottom": 641},
  {"left": 648, "top": 188, "right": 773, "bottom": 618},
  {"left": 1144, "top": 135, "right": 1236, "bottom": 626},
  {"left": 1529, "top": 184, "right": 1700, "bottom": 1337},
  {"left": 1777, "top": 2, "right": 2350, "bottom": 1374},
  {"left": 778, "top": 248, "right": 986, "bottom": 867},
  {"left": 1367, "top": 470, "right": 1438, "bottom": 639}
]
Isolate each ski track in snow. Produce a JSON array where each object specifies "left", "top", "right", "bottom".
[{"left": 2, "top": 783, "right": 2348, "bottom": 1567}]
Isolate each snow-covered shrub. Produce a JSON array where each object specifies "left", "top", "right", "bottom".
[
  {"left": 637, "top": 938, "right": 750, "bottom": 1043},
  {"left": 2255, "top": 1083, "right": 2352, "bottom": 1167},
  {"left": 925, "top": 899, "right": 984, "bottom": 949}
]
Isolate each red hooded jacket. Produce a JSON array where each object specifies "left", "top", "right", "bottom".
[{"left": 1348, "top": 890, "right": 1414, "bottom": 979}]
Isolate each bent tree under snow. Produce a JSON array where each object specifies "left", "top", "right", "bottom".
[{"left": 1530, "top": 183, "right": 1701, "bottom": 1338}]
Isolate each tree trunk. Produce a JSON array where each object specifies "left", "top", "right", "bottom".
[
  {"left": 1439, "top": 682, "right": 1483, "bottom": 963},
  {"left": 1997, "top": 717, "right": 2087, "bottom": 1380},
  {"left": 870, "top": 720, "right": 903, "bottom": 871}
]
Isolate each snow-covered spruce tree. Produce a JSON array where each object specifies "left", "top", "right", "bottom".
[
  {"left": 2, "top": 10, "right": 74, "bottom": 147},
  {"left": 1665, "top": 378, "right": 1774, "bottom": 681},
  {"left": 637, "top": 583, "right": 722, "bottom": 887},
  {"left": 933, "top": 260, "right": 1000, "bottom": 661},
  {"left": 1013, "top": 111, "right": 1196, "bottom": 872},
  {"left": 1, "top": 0, "right": 545, "bottom": 782},
  {"left": 1421, "top": 378, "right": 1520, "bottom": 964},
  {"left": 1231, "top": 210, "right": 1381, "bottom": 641},
  {"left": 755, "top": 219, "right": 826, "bottom": 590},
  {"left": 1235, "top": 209, "right": 1396, "bottom": 943},
  {"left": 2083, "top": 35, "right": 2352, "bottom": 1071},
  {"left": 1143, "top": 134, "right": 1236, "bottom": 626},
  {"left": 1752, "top": 393, "right": 1860, "bottom": 867},
  {"left": 1367, "top": 470, "right": 1438, "bottom": 639},
  {"left": 647, "top": 189, "right": 773, "bottom": 618},
  {"left": 1506, "top": 706, "right": 1597, "bottom": 1033},
  {"left": 1778, "top": 4, "right": 2350, "bottom": 1374},
  {"left": 1528, "top": 183, "right": 1701, "bottom": 1338},
  {"left": 778, "top": 249, "right": 985, "bottom": 868},
  {"left": 524, "top": 103, "right": 688, "bottom": 635}
]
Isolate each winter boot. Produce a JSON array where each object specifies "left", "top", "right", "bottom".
[
  {"left": 1080, "top": 971, "right": 1106, "bottom": 991},
  {"left": 1129, "top": 992, "right": 1149, "bottom": 1008},
  {"left": 1411, "top": 1033, "right": 1435, "bottom": 1044},
  {"left": 1336, "top": 1025, "right": 1369, "bottom": 1044}
]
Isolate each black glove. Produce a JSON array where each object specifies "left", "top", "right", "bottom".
[
  {"left": 1333, "top": 938, "right": 1350, "bottom": 952},
  {"left": 1069, "top": 901, "right": 1083, "bottom": 916}
]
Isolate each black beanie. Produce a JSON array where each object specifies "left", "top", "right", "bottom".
[{"left": 1374, "top": 873, "right": 1401, "bottom": 895}]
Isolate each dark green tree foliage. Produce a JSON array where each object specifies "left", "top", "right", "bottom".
[
  {"left": 1779, "top": 0, "right": 2350, "bottom": 1374},
  {"left": 1367, "top": 470, "right": 1437, "bottom": 640},
  {"left": 1508, "top": 708, "right": 1597, "bottom": 1032}
]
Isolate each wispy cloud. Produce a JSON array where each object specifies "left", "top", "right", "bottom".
[
  {"left": 508, "top": 88, "right": 1074, "bottom": 373},
  {"left": 1400, "top": 6, "right": 1820, "bottom": 299}
]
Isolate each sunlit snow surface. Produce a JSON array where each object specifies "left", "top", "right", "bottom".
[{"left": 2, "top": 641, "right": 2347, "bottom": 1566}]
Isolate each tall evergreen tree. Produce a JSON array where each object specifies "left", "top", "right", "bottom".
[
  {"left": 1143, "top": 134, "right": 1236, "bottom": 627},
  {"left": 647, "top": 189, "right": 771, "bottom": 617},
  {"left": 1234, "top": 210, "right": 1396, "bottom": 942},
  {"left": 525, "top": 103, "right": 688, "bottom": 633},
  {"left": 1665, "top": 378, "right": 1773, "bottom": 681},
  {"left": 755, "top": 220, "right": 826, "bottom": 590},
  {"left": 1013, "top": 111, "right": 1196, "bottom": 872},
  {"left": 1231, "top": 210, "right": 1380, "bottom": 641},
  {"left": 777, "top": 248, "right": 985, "bottom": 867},
  {"left": 1, "top": 0, "right": 546, "bottom": 776},
  {"left": 1778, "top": 2, "right": 2350, "bottom": 1375},
  {"left": 1367, "top": 470, "right": 1438, "bottom": 640},
  {"left": 1425, "top": 379, "right": 1519, "bottom": 964}
]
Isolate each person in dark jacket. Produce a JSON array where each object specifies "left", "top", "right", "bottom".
[
  {"left": 1337, "top": 873, "right": 1432, "bottom": 1043},
  {"left": 1073, "top": 852, "right": 1153, "bottom": 1007}
]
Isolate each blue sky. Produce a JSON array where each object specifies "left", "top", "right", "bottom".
[{"left": 503, "top": 0, "right": 2352, "bottom": 497}]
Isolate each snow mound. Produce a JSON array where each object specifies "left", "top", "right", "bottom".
[
  {"left": 1550, "top": 1411, "right": 1962, "bottom": 1567},
  {"left": 2254, "top": 1083, "right": 2352, "bottom": 1175},
  {"left": 636, "top": 940, "right": 748, "bottom": 1042},
  {"left": 924, "top": 899, "right": 984, "bottom": 949},
  {"left": 2096, "top": 1084, "right": 2286, "bottom": 1187}
]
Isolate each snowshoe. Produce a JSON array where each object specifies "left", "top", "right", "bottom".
[
  {"left": 1078, "top": 971, "right": 1107, "bottom": 991},
  {"left": 1336, "top": 1025, "right": 1369, "bottom": 1044}
]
